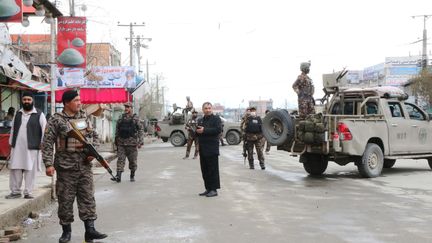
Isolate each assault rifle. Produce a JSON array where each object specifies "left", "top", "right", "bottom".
[
  {"left": 68, "top": 122, "right": 118, "bottom": 182},
  {"left": 242, "top": 136, "right": 247, "bottom": 165}
]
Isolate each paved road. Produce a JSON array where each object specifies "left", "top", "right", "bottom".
[{"left": 20, "top": 142, "right": 432, "bottom": 243}]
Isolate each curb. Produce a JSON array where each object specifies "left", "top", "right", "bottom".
[
  {"left": 0, "top": 188, "right": 51, "bottom": 229},
  {"left": 0, "top": 155, "right": 118, "bottom": 229}
]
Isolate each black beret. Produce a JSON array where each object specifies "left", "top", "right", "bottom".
[
  {"left": 22, "top": 91, "right": 34, "bottom": 98},
  {"left": 62, "top": 90, "right": 79, "bottom": 104}
]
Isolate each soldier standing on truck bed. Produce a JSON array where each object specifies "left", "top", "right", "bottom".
[
  {"left": 292, "top": 61, "right": 315, "bottom": 119},
  {"left": 243, "top": 107, "right": 265, "bottom": 170}
]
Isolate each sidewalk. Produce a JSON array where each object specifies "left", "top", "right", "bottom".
[
  {"left": 0, "top": 137, "right": 161, "bottom": 230},
  {"left": 0, "top": 143, "right": 117, "bottom": 230}
]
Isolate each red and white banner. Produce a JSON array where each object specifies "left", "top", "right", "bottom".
[
  {"left": 57, "top": 16, "right": 86, "bottom": 68},
  {"left": 0, "top": 0, "right": 23, "bottom": 23}
]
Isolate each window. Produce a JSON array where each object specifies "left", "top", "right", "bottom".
[
  {"left": 331, "top": 101, "right": 356, "bottom": 115},
  {"left": 388, "top": 102, "right": 404, "bottom": 118},
  {"left": 366, "top": 102, "right": 378, "bottom": 115},
  {"left": 404, "top": 103, "right": 426, "bottom": 121}
]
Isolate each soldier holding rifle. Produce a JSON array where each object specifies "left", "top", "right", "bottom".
[
  {"left": 183, "top": 109, "right": 199, "bottom": 159},
  {"left": 42, "top": 90, "right": 107, "bottom": 243}
]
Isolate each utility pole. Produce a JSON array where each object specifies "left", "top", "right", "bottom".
[
  {"left": 125, "top": 35, "right": 152, "bottom": 73},
  {"left": 69, "top": 0, "right": 75, "bottom": 16},
  {"left": 118, "top": 22, "right": 146, "bottom": 66},
  {"left": 412, "top": 15, "right": 432, "bottom": 70}
]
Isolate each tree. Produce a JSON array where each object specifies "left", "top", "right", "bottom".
[{"left": 409, "top": 69, "right": 432, "bottom": 111}]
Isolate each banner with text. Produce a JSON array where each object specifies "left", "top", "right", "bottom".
[
  {"left": 56, "top": 67, "right": 85, "bottom": 88},
  {"left": 385, "top": 56, "right": 421, "bottom": 86},
  {"left": 84, "top": 66, "right": 137, "bottom": 89},
  {"left": 57, "top": 16, "right": 86, "bottom": 68}
]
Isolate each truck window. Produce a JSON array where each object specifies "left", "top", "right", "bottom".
[
  {"left": 404, "top": 103, "right": 426, "bottom": 120},
  {"left": 366, "top": 102, "right": 378, "bottom": 114},
  {"left": 388, "top": 102, "right": 404, "bottom": 118},
  {"left": 331, "top": 101, "right": 356, "bottom": 115}
]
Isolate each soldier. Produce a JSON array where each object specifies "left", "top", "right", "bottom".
[
  {"left": 183, "top": 109, "right": 199, "bottom": 159},
  {"left": 113, "top": 102, "right": 144, "bottom": 182},
  {"left": 263, "top": 109, "right": 271, "bottom": 154},
  {"left": 42, "top": 90, "right": 107, "bottom": 243},
  {"left": 183, "top": 96, "right": 194, "bottom": 119},
  {"left": 292, "top": 61, "right": 315, "bottom": 119},
  {"left": 240, "top": 108, "right": 251, "bottom": 160},
  {"left": 244, "top": 107, "right": 265, "bottom": 170}
]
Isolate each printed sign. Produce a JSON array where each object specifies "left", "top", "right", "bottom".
[
  {"left": 385, "top": 56, "right": 421, "bottom": 86},
  {"left": 57, "top": 16, "right": 86, "bottom": 68},
  {"left": 84, "top": 66, "right": 137, "bottom": 89},
  {"left": 56, "top": 67, "right": 85, "bottom": 88}
]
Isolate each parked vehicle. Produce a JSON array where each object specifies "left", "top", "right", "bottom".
[
  {"left": 263, "top": 71, "right": 432, "bottom": 178},
  {"left": 159, "top": 109, "right": 242, "bottom": 147}
]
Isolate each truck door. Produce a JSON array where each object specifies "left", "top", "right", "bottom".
[
  {"left": 387, "top": 101, "right": 411, "bottom": 154},
  {"left": 403, "top": 102, "right": 431, "bottom": 153}
]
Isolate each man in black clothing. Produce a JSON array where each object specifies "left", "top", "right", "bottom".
[{"left": 196, "top": 102, "right": 222, "bottom": 197}]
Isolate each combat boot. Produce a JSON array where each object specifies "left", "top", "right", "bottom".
[
  {"left": 59, "top": 224, "right": 71, "bottom": 243},
  {"left": 84, "top": 220, "right": 107, "bottom": 242},
  {"left": 110, "top": 171, "right": 122, "bottom": 182},
  {"left": 130, "top": 170, "right": 135, "bottom": 182}
]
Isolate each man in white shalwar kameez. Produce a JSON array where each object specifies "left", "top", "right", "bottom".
[{"left": 6, "top": 92, "right": 47, "bottom": 199}]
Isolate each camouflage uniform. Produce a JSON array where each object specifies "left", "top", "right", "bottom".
[
  {"left": 115, "top": 113, "right": 144, "bottom": 172},
  {"left": 240, "top": 113, "right": 250, "bottom": 159},
  {"left": 293, "top": 63, "right": 315, "bottom": 119},
  {"left": 42, "top": 110, "right": 98, "bottom": 225},
  {"left": 184, "top": 117, "right": 199, "bottom": 158},
  {"left": 243, "top": 115, "right": 265, "bottom": 169}
]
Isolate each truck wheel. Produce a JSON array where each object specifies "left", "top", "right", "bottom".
[
  {"left": 162, "top": 137, "right": 168, "bottom": 142},
  {"left": 262, "top": 110, "right": 294, "bottom": 146},
  {"left": 170, "top": 132, "right": 186, "bottom": 147},
  {"left": 383, "top": 159, "right": 396, "bottom": 168},
  {"left": 301, "top": 153, "right": 328, "bottom": 176},
  {"left": 358, "top": 143, "right": 384, "bottom": 178},
  {"left": 226, "top": 130, "right": 241, "bottom": 145}
]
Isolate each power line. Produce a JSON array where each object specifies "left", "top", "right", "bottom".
[{"left": 117, "top": 22, "right": 146, "bottom": 66}]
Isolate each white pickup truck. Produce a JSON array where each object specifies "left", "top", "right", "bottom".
[{"left": 263, "top": 83, "right": 432, "bottom": 178}]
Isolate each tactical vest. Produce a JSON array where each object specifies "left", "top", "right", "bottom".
[
  {"left": 56, "top": 118, "right": 91, "bottom": 152},
  {"left": 245, "top": 116, "right": 262, "bottom": 134},
  {"left": 118, "top": 116, "right": 137, "bottom": 138}
]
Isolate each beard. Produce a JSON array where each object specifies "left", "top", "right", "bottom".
[{"left": 22, "top": 103, "right": 34, "bottom": 111}]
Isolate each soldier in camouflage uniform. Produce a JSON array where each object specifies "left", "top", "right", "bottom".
[
  {"left": 113, "top": 102, "right": 144, "bottom": 182},
  {"left": 42, "top": 90, "right": 107, "bottom": 243},
  {"left": 292, "top": 61, "right": 315, "bottom": 119},
  {"left": 183, "top": 109, "right": 199, "bottom": 159},
  {"left": 240, "top": 108, "right": 251, "bottom": 159},
  {"left": 243, "top": 107, "right": 265, "bottom": 170}
]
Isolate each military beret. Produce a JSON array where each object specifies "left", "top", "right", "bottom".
[
  {"left": 62, "top": 90, "right": 79, "bottom": 104},
  {"left": 124, "top": 102, "right": 133, "bottom": 107}
]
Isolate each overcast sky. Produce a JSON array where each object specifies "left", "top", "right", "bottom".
[{"left": 8, "top": 0, "right": 432, "bottom": 110}]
